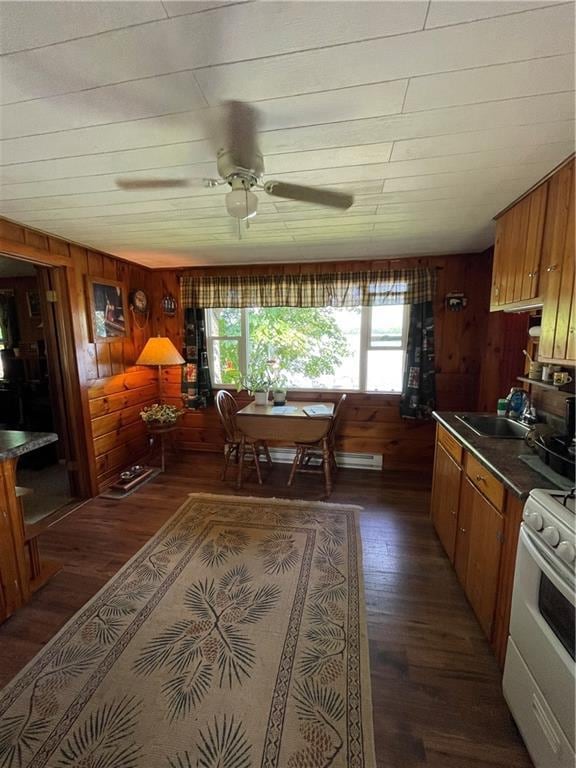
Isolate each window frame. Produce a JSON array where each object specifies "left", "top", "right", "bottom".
[{"left": 206, "top": 304, "right": 409, "bottom": 394}]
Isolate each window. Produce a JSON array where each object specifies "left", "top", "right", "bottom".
[{"left": 206, "top": 304, "right": 408, "bottom": 393}]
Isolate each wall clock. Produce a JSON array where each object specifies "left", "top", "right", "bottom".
[
  {"left": 130, "top": 289, "right": 149, "bottom": 314},
  {"left": 129, "top": 289, "right": 150, "bottom": 328}
]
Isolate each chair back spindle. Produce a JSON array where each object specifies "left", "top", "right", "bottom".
[
  {"left": 327, "top": 393, "right": 347, "bottom": 450},
  {"left": 216, "top": 390, "right": 239, "bottom": 443}
]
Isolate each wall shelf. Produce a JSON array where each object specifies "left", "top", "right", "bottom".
[{"left": 517, "top": 376, "right": 575, "bottom": 395}]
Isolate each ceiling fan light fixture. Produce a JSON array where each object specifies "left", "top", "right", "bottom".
[{"left": 226, "top": 186, "right": 258, "bottom": 220}]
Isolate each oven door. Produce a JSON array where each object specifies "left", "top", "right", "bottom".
[{"left": 508, "top": 524, "right": 575, "bottom": 746}]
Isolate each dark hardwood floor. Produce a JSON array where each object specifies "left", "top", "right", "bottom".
[{"left": 0, "top": 454, "right": 532, "bottom": 768}]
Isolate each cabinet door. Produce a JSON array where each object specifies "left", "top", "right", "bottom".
[
  {"left": 519, "top": 183, "right": 548, "bottom": 302},
  {"left": 540, "top": 159, "right": 575, "bottom": 360},
  {"left": 454, "top": 479, "right": 473, "bottom": 587},
  {"left": 491, "top": 210, "right": 513, "bottom": 306},
  {"left": 465, "top": 483, "right": 504, "bottom": 639},
  {"left": 431, "top": 442, "right": 461, "bottom": 562},
  {"left": 491, "top": 183, "right": 547, "bottom": 308},
  {"left": 552, "top": 162, "right": 575, "bottom": 362}
]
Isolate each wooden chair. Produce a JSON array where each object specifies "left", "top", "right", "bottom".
[
  {"left": 215, "top": 390, "right": 272, "bottom": 484},
  {"left": 287, "top": 394, "right": 347, "bottom": 496}
]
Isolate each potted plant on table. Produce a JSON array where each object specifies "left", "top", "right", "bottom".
[
  {"left": 240, "top": 370, "right": 271, "bottom": 406},
  {"left": 140, "top": 403, "right": 183, "bottom": 430},
  {"left": 270, "top": 370, "right": 288, "bottom": 406}
]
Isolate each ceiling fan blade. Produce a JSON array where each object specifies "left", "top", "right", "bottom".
[
  {"left": 115, "top": 177, "right": 222, "bottom": 191},
  {"left": 223, "top": 100, "right": 262, "bottom": 172},
  {"left": 116, "top": 178, "right": 192, "bottom": 190},
  {"left": 264, "top": 181, "right": 354, "bottom": 210}
]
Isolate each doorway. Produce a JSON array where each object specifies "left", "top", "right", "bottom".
[{"left": 0, "top": 254, "right": 83, "bottom": 527}]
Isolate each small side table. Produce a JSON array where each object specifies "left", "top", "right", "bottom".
[{"left": 146, "top": 423, "right": 178, "bottom": 473}]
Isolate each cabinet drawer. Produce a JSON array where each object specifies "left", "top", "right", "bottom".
[
  {"left": 437, "top": 425, "right": 463, "bottom": 465},
  {"left": 464, "top": 453, "right": 505, "bottom": 511}
]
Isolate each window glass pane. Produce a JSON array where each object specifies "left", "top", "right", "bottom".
[
  {"left": 370, "top": 305, "right": 404, "bottom": 347},
  {"left": 210, "top": 339, "right": 240, "bottom": 385},
  {"left": 247, "top": 306, "right": 361, "bottom": 390},
  {"left": 207, "top": 308, "right": 241, "bottom": 337},
  {"left": 366, "top": 349, "right": 404, "bottom": 392}
]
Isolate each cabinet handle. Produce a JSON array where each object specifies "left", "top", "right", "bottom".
[
  {"left": 528, "top": 270, "right": 539, "bottom": 278},
  {"left": 475, "top": 474, "right": 486, "bottom": 483},
  {"left": 450, "top": 510, "right": 456, "bottom": 517},
  {"left": 459, "top": 527, "right": 467, "bottom": 534},
  {"left": 545, "top": 264, "right": 559, "bottom": 272}
]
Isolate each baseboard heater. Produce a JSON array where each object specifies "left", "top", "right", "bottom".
[{"left": 267, "top": 447, "right": 383, "bottom": 471}]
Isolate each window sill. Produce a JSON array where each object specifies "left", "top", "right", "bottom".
[{"left": 211, "top": 385, "right": 402, "bottom": 397}]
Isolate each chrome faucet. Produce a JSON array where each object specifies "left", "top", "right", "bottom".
[{"left": 519, "top": 393, "right": 537, "bottom": 425}]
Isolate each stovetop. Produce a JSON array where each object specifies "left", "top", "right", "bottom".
[
  {"left": 530, "top": 487, "right": 575, "bottom": 518},
  {"left": 519, "top": 454, "right": 574, "bottom": 491}
]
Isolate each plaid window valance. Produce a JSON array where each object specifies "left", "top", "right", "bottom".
[{"left": 180, "top": 269, "right": 436, "bottom": 308}]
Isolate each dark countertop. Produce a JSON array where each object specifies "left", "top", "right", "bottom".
[
  {"left": 0, "top": 430, "right": 58, "bottom": 461},
  {"left": 432, "top": 412, "right": 565, "bottom": 500}
]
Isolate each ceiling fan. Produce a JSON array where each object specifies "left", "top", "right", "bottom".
[{"left": 115, "top": 101, "right": 354, "bottom": 226}]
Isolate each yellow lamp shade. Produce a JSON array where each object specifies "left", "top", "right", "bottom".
[{"left": 135, "top": 337, "right": 184, "bottom": 367}]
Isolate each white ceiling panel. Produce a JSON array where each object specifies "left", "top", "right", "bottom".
[
  {"left": 194, "top": 4, "right": 574, "bottom": 102},
  {"left": 0, "top": 1, "right": 167, "bottom": 55},
  {"left": 2, "top": 141, "right": 571, "bottom": 216},
  {"left": 404, "top": 54, "right": 575, "bottom": 112},
  {"left": 425, "top": 1, "right": 563, "bottom": 29},
  {"left": 0, "top": 80, "right": 407, "bottom": 165},
  {"left": 0, "top": 1, "right": 428, "bottom": 104},
  {"left": 0, "top": 78, "right": 408, "bottom": 142},
  {"left": 3, "top": 90, "right": 571, "bottom": 186},
  {"left": 0, "top": 0, "right": 574, "bottom": 267},
  {"left": 390, "top": 121, "right": 574, "bottom": 162},
  {"left": 0, "top": 72, "right": 208, "bottom": 139},
  {"left": 163, "top": 2, "right": 250, "bottom": 18},
  {"left": 0, "top": 144, "right": 393, "bottom": 199}
]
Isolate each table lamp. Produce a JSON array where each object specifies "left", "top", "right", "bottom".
[{"left": 135, "top": 336, "right": 185, "bottom": 401}]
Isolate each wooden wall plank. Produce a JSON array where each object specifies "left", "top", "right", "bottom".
[
  {"left": 159, "top": 251, "right": 494, "bottom": 469},
  {"left": 0, "top": 215, "right": 158, "bottom": 493}
]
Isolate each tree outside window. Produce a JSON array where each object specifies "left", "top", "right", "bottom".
[{"left": 206, "top": 304, "right": 407, "bottom": 393}]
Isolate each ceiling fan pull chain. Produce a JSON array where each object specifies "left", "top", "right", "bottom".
[{"left": 245, "top": 186, "right": 251, "bottom": 229}]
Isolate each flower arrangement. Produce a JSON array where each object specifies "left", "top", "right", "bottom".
[{"left": 140, "top": 403, "right": 183, "bottom": 425}]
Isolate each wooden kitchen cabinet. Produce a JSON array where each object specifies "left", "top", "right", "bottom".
[
  {"left": 491, "top": 182, "right": 548, "bottom": 310},
  {"left": 430, "top": 441, "right": 461, "bottom": 562},
  {"left": 539, "top": 158, "right": 575, "bottom": 363},
  {"left": 430, "top": 425, "right": 520, "bottom": 663},
  {"left": 490, "top": 156, "right": 576, "bottom": 363},
  {"left": 461, "top": 478, "right": 504, "bottom": 638}
]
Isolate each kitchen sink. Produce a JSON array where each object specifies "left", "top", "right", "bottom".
[{"left": 455, "top": 414, "right": 532, "bottom": 439}]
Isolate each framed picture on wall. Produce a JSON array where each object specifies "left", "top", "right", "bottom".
[
  {"left": 26, "top": 290, "right": 41, "bottom": 319},
  {"left": 86, "top": 277, "right": 130, "bottom": 342}
]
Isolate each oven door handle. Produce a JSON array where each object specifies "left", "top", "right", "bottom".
[{"left": 520, "top": 526, "right": 575, "bottom": 599}]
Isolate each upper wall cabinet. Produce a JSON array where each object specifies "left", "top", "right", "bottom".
[
  {"left": 490, "top": 156, "right": 575, "bottom": 365},
  {"left": 490, "top": 183, "right": 548, "bottom": 310},
  {"left": 539, "top": 159, "right": 575, "bottom": 364}
]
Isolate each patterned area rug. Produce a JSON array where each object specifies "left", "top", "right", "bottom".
[{"left": 0, "top": 493, "right": 375, "bottom": 768}]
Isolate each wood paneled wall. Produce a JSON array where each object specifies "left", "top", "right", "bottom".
[
  {"left": 2, "top": 212, "right": 525, "bottom": 481},
  {"left": 0, "top": 218, "right": 157, "bottom": 492},
  {"left": 77, "top": 250, "right": 158, "bottom": 489},
  {"left": 155, "top": 252, "right": 496, "bottom": 471}
]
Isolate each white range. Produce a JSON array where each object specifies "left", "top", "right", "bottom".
[{"left": 503, "top": 488, "right": 575, "bottom": 768}]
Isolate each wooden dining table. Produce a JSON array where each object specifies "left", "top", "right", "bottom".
[{"left": 235, "top": 401, "right": 334, "bottom": 490}]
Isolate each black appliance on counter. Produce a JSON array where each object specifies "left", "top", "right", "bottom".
[{"left": 530, "top": 397, "right": 576, "bottom": 479}]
